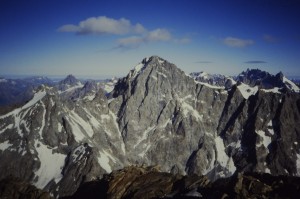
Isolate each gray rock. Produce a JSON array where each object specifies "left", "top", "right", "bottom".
[{"left": 0, "top": 56, "right": 299, "bottom": 197}]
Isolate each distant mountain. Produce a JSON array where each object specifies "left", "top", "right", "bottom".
[
  {"left": 190, "top": 68, "right": 300, "bottom": 93},
  {"left": 189, "top": 71, "right": 230, "bottom": 87},
  {"left": 0, "top": 56, "right": 299, "bottom": 198},
  {"left": 0, "top": 76, "right": 54, "bottom": 114},
  {"left": 236, "top": 68, "right": 299, "bottom": 92},
  {"left": 100, "top": 77, "right": 119, "bottom": 94},
  {"left": 57, "top": 74, "right": 83, "bottom": 92}
]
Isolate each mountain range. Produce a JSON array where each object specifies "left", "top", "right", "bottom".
[{"left": 0, "top": 56, "right": 299, "bottom": 198}]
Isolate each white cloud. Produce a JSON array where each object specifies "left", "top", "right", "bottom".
[
  {"left": 146, "top": 29, "right": 171, "bottom": 42},
  {"left": 116, "top": 28, "right": 173, "bottom": 48},
  {"left": 117, "top": 36, "right": 144, "bottom": 48},
  {"left": 58, "top": 16, "right": 189, "bottom": 49},
  {"left": 134, "top": 23, "right": 146, "bottom": 34},
  {"left": 223, "top": 37, "right": 254, "bottom": 48},
  {"left": 57, "top": 16, "right": 146, "bottom": 35}
]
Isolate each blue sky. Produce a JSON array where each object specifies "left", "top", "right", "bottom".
[{"left": 0, "top": 0, "right": 300, "bottom": 78}]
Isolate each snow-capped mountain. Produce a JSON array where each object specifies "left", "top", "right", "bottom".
[
  {"left": 98, "top": 77, "right": 119, "bottom": 94},
  {"left": 236, "top": 68, "right": 300, "bottom": 92},
  {"left": 190, "top": 68, "right": 300, "bottom": 94},
  {"left": 0, "top": 76, "right": 54, "bottom": 114},
  {"left": 189, "top": 71, "right": 230, "bottom": 87},
  {"left": 57, "top": 74, "right": 83, "bottom": 92},
  {"left": 0, "top": 56, "right": 300, "bottom": 198}
]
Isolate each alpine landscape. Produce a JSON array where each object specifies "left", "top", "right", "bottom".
[{"left": 1, "top": 1, "right": 300, "bottom": 199}]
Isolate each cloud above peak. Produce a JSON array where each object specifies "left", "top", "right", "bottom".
[
  {"left": 57, "top": 16, "right": 146, "bottom": 35},
  {"left": 58, "top": 16, "right": 190, "bottom": 49},
  {"left": 116, "top": 28, "right": 172, "bottom": 48},
  {"left": 147, "top": 29, "right": 171, "bottom": 42},
  {"left": 223, "top": 37, "right": 254, "bottom": 48}
]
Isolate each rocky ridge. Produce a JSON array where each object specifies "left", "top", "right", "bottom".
[
  {"left": 0, "top": 56, "right": 299, "bottom": 198},
  {"left": 63, "top": 166, "right": 300, "bottom": 199}
]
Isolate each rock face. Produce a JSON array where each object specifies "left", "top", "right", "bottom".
[
  {"left": 0, "top": 56, "right": 300, "bottom": 197},
  {"left": 64, "top": 166, "right": 300, "bottom": 199},
  {"left": 0, "top": 177, "right": 53, "bottom": 199}
]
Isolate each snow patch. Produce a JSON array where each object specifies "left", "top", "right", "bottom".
[
  {"left": 109, "top": 111, "right": 125, "bottom": 154},
  {"left": 237, "top": 83, "right": 258, "bottom": 99},
  {"left": 267, "top": 120, "right": 274, "bottom": 135},
  {"left": 156, "top": 71, "right": 167, "bottom": 78},
  {"left": 131, "top": 62, "right": 146, "bottom": 79},
  {"left": 256, "top": 130, "right": 272, "bottom": 152},
  {"left": 33, "top": 141, "right": 66, "bottom": 189},
  {"left": 57, "top": 123, "right": 63, "bottom": 132},
  {"left": 67, "top": 116, "right": 85, "bottom": 142},
  {"left": 158, "top": 59, "right": 164, "bottom": 64},
  {"left": 151, "top": 75, "right": 158, "bottom": 80},
  {"left": 59, "top": 83, "right": 83, "bottom": 94},
  {"left": 0, "top": 140, "right": 13, "bottom": 151},
  {"left": 177, "top": 95, "right": 203, "bottom": 121},
  {"left": 261, "top": 87, "right": 281, "bottom": 94},
  {"left": 83, "top": 94, "right": 96, "bottom": 101},
  {"left": 283, "top": 77, "right": 300, "bottom": 92},
  {"left": 23, "top": 91, "right": 47, "bottom": 110},
  {"left": 195, "top": 81, "right": 225, "bottom": 89},
  {"left": 215, "top": 136, "right": 236, "bottom": 174},
  {"left": 199, "top": 72, "right": 209, "bottom": 79},
  {"left": 134, "top": 126, "right": 155, "bottom": 148},
  {"left": 69, "top": 110, "right": 94, "bottom": 138},
  {"left": 104, "top": 83, "right": 115, "bottom": 93},
  {"left": 138, "top": 144, "right": 151, "bottom": 158},
  {"left": 0, "top": 124, "right": 14, "bottom": 134},
  {"left": 98, "top": 151, "right": 112, "bottom": 173}
]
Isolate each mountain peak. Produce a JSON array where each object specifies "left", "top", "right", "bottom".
[
  {"left": 129, "top": 56, "right": 169, "bottom": 79},
  {"left": 59, "top": 74, "right": 79, "bottom": 85},
  {"left": 141, "top": 55, "right": 166, "bottom": 65},
  {"left": 236, "top": 69, "right": 299, "bottom": 92}
]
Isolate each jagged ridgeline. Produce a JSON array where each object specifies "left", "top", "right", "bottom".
[{"left": 0, "top": 56, "right": 300, "bottom": 198}]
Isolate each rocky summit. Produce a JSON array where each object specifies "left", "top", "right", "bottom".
[{"left": 0, "top": 56, "right": 300, "bottom": 198}]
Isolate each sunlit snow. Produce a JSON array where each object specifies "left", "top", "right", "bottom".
[
  {"left": 215, "top": 136, "right": 236, "bottom": 174},
  {"left": 33, "top": 141, "right": 66, "bottom": 189},
  {"left": 0, "top": 140, "right": 13, "bottom": 151},
  {"left": 237, "top": 83, "right": 258, "bottom": 99},
  {"left": 256, "top": 130, "right": 272, "bottom": 152}
]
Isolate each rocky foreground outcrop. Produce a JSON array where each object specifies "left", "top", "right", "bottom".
[
  {"left": 2, "top": 166, "right": 299, "bottom": 199},
  {"left": 0, "top": 177, "right": 53, "bottom": 199},
  {"left": 63, "top": 166, "right": 300, "bottom": 199}
]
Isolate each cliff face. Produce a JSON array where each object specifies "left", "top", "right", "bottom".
[
  {"left": 64, "top": 166, "right": 300, "bottom": 199},
  {"left": 0, "top": 56, "right": 299, "bottom": 197}
]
